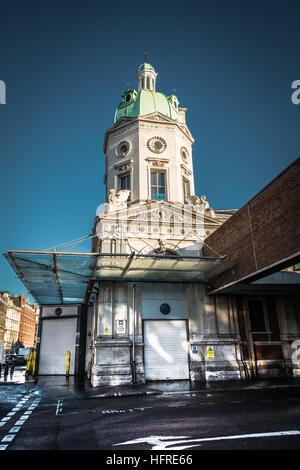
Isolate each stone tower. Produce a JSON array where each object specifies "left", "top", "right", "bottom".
[
  {"left": 92, "top": 61, "right": 232, "bottom": 256},
  {"left": 88, "top": 61, "right": 236, "bottom": 387}
]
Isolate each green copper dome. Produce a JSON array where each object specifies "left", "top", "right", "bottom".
[
  {"left": 138, "top": 62, "right": 155, "bottom": 72},
  {"left": 114, "top": 62, "right": 184, "bottom": 124},
  {"left": 114, "top": 89, "right": 184, "bottom": 124}
]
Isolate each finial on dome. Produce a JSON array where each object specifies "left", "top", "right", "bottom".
[{"left": 137, "top": 58, "right": 157, "bottom": 92}]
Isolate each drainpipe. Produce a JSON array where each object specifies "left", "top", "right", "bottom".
[{"left": 131, "top": 282, "right": 137, "bottom": 384}]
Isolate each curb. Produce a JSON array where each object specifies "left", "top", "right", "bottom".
[
  {"left": 0, "top": 378, "right": 37, "bottom": 386},
  {"left": 90, "top": 383, "right": 300, "bottom": 399},
  {"left": 0, "top": 382, "right": 34, "bottom": 386},
  {"left": 158, "top": 383, "right": 300, "bottom": 396},
  {"left": 91, "top": 390, "right": 161, "bottom": 399}
]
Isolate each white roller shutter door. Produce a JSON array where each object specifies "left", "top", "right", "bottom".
[
  {"left": 144, "top": 320, "right": 189, "bottom": 380},
  {"left": 39, "top": 318, "right": 77, "bottom": 375}
]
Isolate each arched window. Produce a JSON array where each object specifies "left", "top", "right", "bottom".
[{"left": 147, "top": 76, "right": 151, "bottom": 89}]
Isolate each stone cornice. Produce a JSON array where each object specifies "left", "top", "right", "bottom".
[{"left": 103, "top": 113, "right": 194, "bottom": 153}]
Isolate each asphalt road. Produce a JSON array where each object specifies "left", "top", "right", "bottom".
[{"left": 1, "top": 370, "right": 300, "bottom": 457}]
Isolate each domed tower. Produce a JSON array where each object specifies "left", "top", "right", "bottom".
[
  {"left": 93, "top": 61, "right": 228, "bottom": 256},
  {"left": 104, "top": 61, "right": 195, "bottom": 206},
  {"left": 89, "top": 61, "right": 236, "bottom": 388}
]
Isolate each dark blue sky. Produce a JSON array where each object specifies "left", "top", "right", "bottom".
[{"left": 0, "top": 0, "right": 299, "bottom": 301}]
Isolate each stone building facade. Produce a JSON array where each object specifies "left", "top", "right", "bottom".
[
  {"left": 7, "top": 62, "right": 299, "bottom": 386},
  {"left": 0, "top": 291, "right": 22, "bottom": 351},
  {"left": 85, "top": 62, "right": 300, "bottom": 387},
  {"left": 87, "top": 62, "right": 242, "bottom": 386}
]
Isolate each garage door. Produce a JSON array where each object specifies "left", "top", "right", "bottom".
[
  {"left": 144, "top": 320, "right": 189, "bottom": 380},
  {"left": 38, "top": 318, "right": 77, "bottom": 375}
]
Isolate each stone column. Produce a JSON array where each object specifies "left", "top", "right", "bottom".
[
  {"left": 187, "top": 283, "right": 208, "bottom": 381},
  {"left": 128, "top": 283, "right": 145, "bottom": 384},
  {"left": 91, "top": 282, "right": 133, "bottom": 387}
]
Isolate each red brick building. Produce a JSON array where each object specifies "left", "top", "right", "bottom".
[{"left": 13, "top": 295, "right": 37, "bottom": 348}]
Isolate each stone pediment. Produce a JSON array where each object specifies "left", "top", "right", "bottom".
[
  {"left": 109, "top": 116, "right": 136, "bottom": 131},
  {"left": 139, "top": 112, "right": 177, "bottom": 124},
  {"left": 140, "top": 112, "right": 194, "bottom": 141},
  {"left": 105, "top": 112, "right": 194, "bottom": 142},
  {"left": 98, "top": 200, "right": 221, "bottom": 228},
  {"left": 94, "top": 200, "right": 228, "bottom": 253}
]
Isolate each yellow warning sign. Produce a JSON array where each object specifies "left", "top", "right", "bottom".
[
  {"left": 207, "top": 346, "right": 214, "bottom": 358},
  {"left": 104, "top": 328, "right": 110, "bottom": 335}
]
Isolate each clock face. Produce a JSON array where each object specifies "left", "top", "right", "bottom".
[
  {"left": 147, "top": 136, "right": 167, "bottom": 154},
  {"left": 116, "top": 140, "right": 131, "bottom": 158},
  {"left": 125, "top": 93, "right": 131, "bottom": 103}
]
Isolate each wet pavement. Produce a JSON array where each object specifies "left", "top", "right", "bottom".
[
  {"left": 1, "top": 368, "right": 300, "bottom": 451},
  {"left": 0, "top": 366, "right": 29, "bottom": 386},
  {"left": 2, "top": 365, "right": 300, "bottom": 400},
  {"left": 2, "top": 364, "right": 300, "bottom": 398}
]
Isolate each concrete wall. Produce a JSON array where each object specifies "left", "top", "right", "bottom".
[
  {"left": 187, "top": 285, "right": 242, "bottom": 381},
  {"left": 90, "top": 281, "right": 244, "bottom": 386},
  {"left": 89, "top": 282, "right": 300, "bottom": 386}
]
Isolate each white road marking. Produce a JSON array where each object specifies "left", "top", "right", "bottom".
[
  {"left": 101, "top": 407, "right": 152, "bottom": 415},
  {"left": 9, "top": 426, "right": 21, "bottom": 433},
  {"left": 19, "top": 415, "right": 29, "bottom": 420},
  {"left": 15, "top": 420, "right": 26, "bottom": 426},
  {"left": 0, "top": 394, "right": 42, "bottom": 450},
  {"left": 55, "top": 400, "right": 63, "bottom": 416},
  {"left": 1, "top": 434, "right": 16, "bottom": 443},
  {"left": 114, "top": 430, "right": 300, "bottom": 450}
]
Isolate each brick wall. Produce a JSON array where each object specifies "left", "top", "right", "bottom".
[{"left": 203, "top": 157, "right": 300, "bottom": 291}]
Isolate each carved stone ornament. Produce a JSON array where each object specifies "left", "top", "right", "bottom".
[
  {"left": 180, "top": 146, "right": 189, "bottom": 163},
  {"left": 115, "top": 140, "right": 131, "bottom": 158},
  {"left": 186, "top": 194, "right": 215, "bottom": 217},
  {"left": 147, "top": 136, "right": 167, "bottom": 154},
  {"left": 108, "top": 189, "right": 130, "bottom": 205}
]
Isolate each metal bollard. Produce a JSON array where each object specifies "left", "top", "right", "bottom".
[
  {"left": 66, "top": 351, "right": 71, "bottom": 377},
  {"left": 31, "top": 352, "right": 37, "bottom": 377},
  {"left": 25, "top": 353, "right": 32, "bottom": 377}
]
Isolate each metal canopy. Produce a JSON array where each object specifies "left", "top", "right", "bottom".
[{"left": 4, "top": 250, "right": 233, "bottom": 305}]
